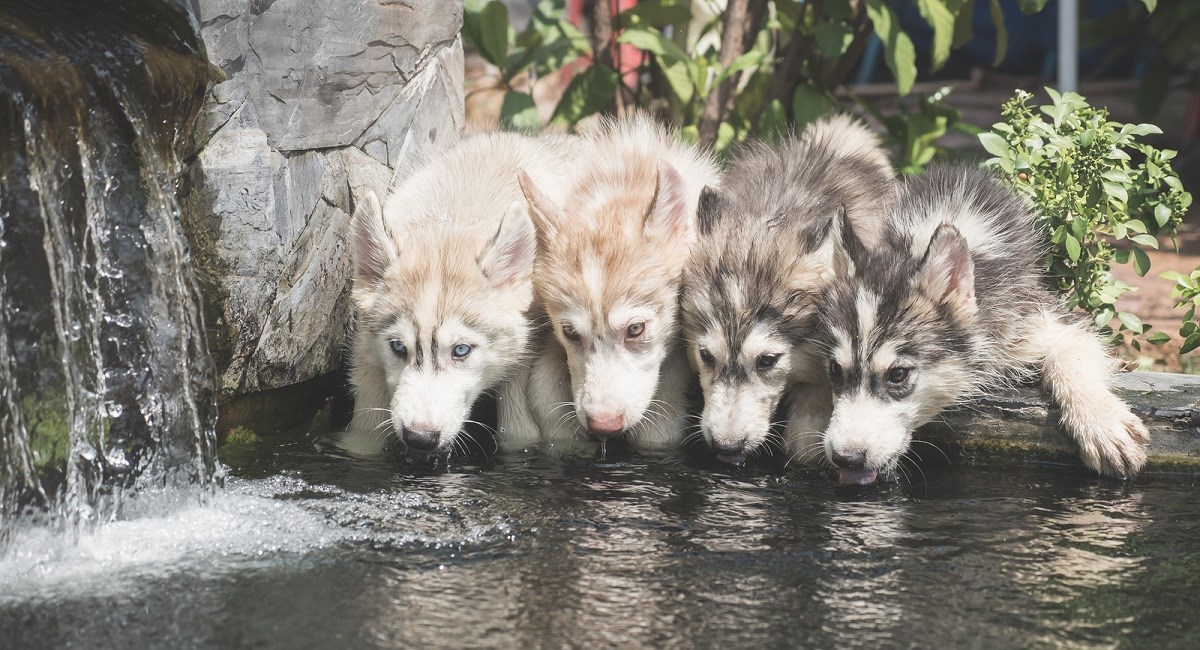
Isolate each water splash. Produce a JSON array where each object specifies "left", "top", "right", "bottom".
[{"left": 0, "top": 0, "right": 218, "bottom": 532}]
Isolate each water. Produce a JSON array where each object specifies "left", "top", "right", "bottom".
[
  {"left": 1, "top": 422, "right": 1197, "bottom": 648},
  {"left": 0, "top": 0, "right": 217, "bottom": 523}
]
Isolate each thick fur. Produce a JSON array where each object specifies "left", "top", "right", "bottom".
[
  {"left": 819, "top": 164, "right": 1149, "bottom": 480},
  {"left": 513, "top": 115, "right": 720, "bottom": 447},
  {"left": 349, "top": 132, "right": 573, "bottom": 454},
  {"left": 680, "top": 115, "right": 897, "bottom": 464}
]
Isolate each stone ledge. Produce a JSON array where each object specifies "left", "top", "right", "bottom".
[{"left": 919, "top": 371, "right": 1200, "bottom": 471}]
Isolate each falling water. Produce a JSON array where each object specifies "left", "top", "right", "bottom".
[{"left": 0, "top": 0, "right": 218, "bottom": 530}]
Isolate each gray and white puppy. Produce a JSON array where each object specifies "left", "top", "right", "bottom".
[
  {"left": 819, "top": 164, "right": 1149, "bottom": 484},
  {"left": 680, "top": 116, "right": 897, "bottom": 465}
]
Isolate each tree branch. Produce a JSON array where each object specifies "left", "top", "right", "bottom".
[{"left": 697, "top": 0, "right": 768, "bottom": 148}]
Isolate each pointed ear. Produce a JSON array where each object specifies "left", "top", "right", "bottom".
[
  {"left": 518, "top": 170, "right": 563, "bottom": 248},
  {"left": 479, "top": 200, "right": 537, "bottom": 287},
  {"left": 352, "top": 191, "right": 393, "bottom": 284},
  {"left": 917, "top": 224, "right": 976, "bottom": 317},
  {"left": 643, "top": 160, "right": 690, "bottom": 242},
  {"left": 696, "top": 186, "right": 724, "bottom": 236},
  {"left": 828, "top": 204, "right": 866, "bottom": 278}
]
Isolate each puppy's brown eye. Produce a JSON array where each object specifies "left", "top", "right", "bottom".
[
  {"left": 562, "top": 324, "right": 581, "bottom": 342},
  {"left": 756, "top": 353, "right": 780, "bottom": 371},
  {"left": 626, "top": 322, "right": 645, "bottom": 339},
  {"left": 698, "top": 347, "right": 715, "bottom": 367},
  {"left": 887, "top": 367, "right": 910, "bottom": 384}
]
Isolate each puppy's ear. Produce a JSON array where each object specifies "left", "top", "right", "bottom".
[
  {"left": 643, "top": 160, "right": 690, "bottom": 243},
  {"left": 480, "top": 200, "right": 537, "bottom": 287},
  {"left": 828, "top": 205, "right": 866, "bottom": 278},
  {"left": 518, "top": 170, "right": 563, "bottom": 248},
  {"left": 352, "top": 191, "right": 394, "bottom": 284},
  {"left": 917, "top": 223, "right": 976, "bottom": 318},
  {"left": 696, "top": 186, "right": 724, "bottom": 236}
]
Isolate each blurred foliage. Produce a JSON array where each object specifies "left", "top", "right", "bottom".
[
  {"left": 461, "top": 0, "right": 1052, "bottom": 157},
  {"left": 980, "top": 88, "right": 1193, "bottom": 349}
]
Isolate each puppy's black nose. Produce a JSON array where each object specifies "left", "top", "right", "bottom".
[
  {"left": 403, "top": 427, "right": 440, "bottom": 452},
  {"left": 712, "top": 438, "right": 746, "bottom": 456},
  {"left": 832, "top": 450, "right": 866, "bottom": 469}
]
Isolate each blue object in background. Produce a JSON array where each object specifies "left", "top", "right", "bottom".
[{"left": 864, "top": 0, "right": 1147, "bottom": 83}]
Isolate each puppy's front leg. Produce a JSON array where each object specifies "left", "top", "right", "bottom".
[{"left": 1034, "top": 312, "right": 1149, "bottom": 477}]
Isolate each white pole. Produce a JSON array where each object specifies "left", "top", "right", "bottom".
[{"left": 1058, "top": 0, "right": 1078, "bottom": 92}]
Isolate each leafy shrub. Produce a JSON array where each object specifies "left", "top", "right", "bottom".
[
  {"left": 979, "top": 88, "right": 1193, "bottom": 348},
  {"left": 462, "top": 0, "right": 1041, "bottom": 155}
]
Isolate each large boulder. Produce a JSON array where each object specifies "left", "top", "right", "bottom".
[{"left": 180, "top": 0, "right": 464, "bottom": 405}]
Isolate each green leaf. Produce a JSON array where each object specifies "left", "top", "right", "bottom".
[
  {"left": 1131, "top": 233, "right": 1160, "bottom": 249},
  {"left": 1147, "top": 331, "right": 1171, "bottom": 345},
  {"left": 1064, "top": 233, "right": 1081, "bottom": 262},
  {"left": 717, "top": 50, "right": 766, "bottom": 84},
  {"left": 657, "top": 57, "right": 694, "bottom": 103},
  {"left": 866, "top": 0, "right": 917, "bottom": 95},
  {"left": 759, "top": 99, "right": 788, "bottom": 144},
  {"left": 1017, "top": 0, "right": 1050, "bottom": 13},
  {"left": 988, "top": 0, "right": 1008, "bottom": 66},
  {"left": 550, "top": 66, "right": 620, "bottom": 127},
  {"left": 617, "top": 27, "right": 689, "bottom": 63},
  {"left": 464, "top": 0, "right": 511, "bottom": 69},
  {"left": 953, "top": 0, "right": 977, "bottom": 48},
  {"left": 499, "top": 91, "right": 540, "bottom": 131},
  {"left": 615, "top": 0, "right": 691, "bottom": 29},
  {"left": 793, "top": 84, "right": 834, "bottom": 128},
  {"left": 1132, "top": 247, "right": 1151, "bottom": 276},
  {"left": 1141, "top": 0, "right": 1158, "bottom": 11},
  {"left": 1155, "top": 202, "right": 1174, "bottom": 226},
  {"left": 916, "top": 0, "right": 956, "bottom": 70},
  {"left": 1117, "top": 311, "right": 1143, "bottom": 333},
  {"left": 1182, "top": 332, "right": 1200, "bottom": 355},
  {"left": 813, "top": 23, "right": 854, "bottom": 60},
  {"left": 978, "top": 132, "right": 1010, "bottom": 157}
]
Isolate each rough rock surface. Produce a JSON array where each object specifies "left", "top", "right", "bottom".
[
  {"left": 181, "top": 0, "right": 464, "bottom": 397},
  {"left": 923, "top": 371, "right": 1200, "bottom": 470}
]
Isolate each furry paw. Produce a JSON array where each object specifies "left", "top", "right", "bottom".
[{"left": 1070, "top": 405, "right": 1149, "bottom": 479}]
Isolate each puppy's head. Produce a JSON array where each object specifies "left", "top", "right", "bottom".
[
  {"left": 680, "top": 189, "right": 838, "bottom": 463},
  {"left": 520, "top": 159, "right": 691, "bottom": 441},
  {"left": 351, "top": 191, "right": 536, "bottom": 455},
  {"left": 819, "top": 220, "right": 978, "bottom": 483}
]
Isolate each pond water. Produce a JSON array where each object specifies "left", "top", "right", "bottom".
[{"left": 1, "top": 423, "right": 1198, "bottom": 648}]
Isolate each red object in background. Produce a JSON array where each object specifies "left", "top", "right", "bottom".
[{"left": 563, "top": 0, "right": 643, "bottom": 88}]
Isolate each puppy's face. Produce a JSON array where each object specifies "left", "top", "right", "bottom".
[
  {"left": 819, "top": 223, "right": 978, "bottom": 483},
  {"left": 680, "top": 190, "right": 835, "bottom": 463},
  {"left": 352, "top": 192, "right": 536, "bottom": 455},
  {"left": 521, "top": 161, "right": 692, "bottom": 440}
]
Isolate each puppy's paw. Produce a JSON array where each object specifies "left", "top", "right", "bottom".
[{"left": 1070, "top": 404, "right": 1149, "bottom": 479}]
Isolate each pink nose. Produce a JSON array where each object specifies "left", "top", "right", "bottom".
[{"left": 586, "top": 413, "right": 625, "bottom": 438}]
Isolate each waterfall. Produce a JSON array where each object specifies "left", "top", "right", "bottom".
[{"left": 0, "top": 0, "right": 218, "bottom": 530}]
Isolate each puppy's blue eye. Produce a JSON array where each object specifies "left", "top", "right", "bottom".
[
  {"left": 390, "top": 340, "right": 408, "bottom": 357},
  {"left": 452, "top": 343, "right": 472, "bottom": 359}
]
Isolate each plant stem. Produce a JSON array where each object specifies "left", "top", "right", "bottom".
[{"left": 698, "top": 0, "right": 767, "bottom": 147}]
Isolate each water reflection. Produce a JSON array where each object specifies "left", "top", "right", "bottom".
[{"left": 2, "top": 439, "right": 1198, "bottom": 648}]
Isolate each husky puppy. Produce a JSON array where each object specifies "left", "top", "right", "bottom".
[
  {"left": 513, "top": 116, "right": 720, "bottom": 447},
  {"left": 679, "top": 115, "right": 897, "bottom": 464},
  {"left": 349, "top": 132, "right": 571, "bottom": 456},
  {"left": 820, "top": 165, "right": 1149, "bottom": 483}
]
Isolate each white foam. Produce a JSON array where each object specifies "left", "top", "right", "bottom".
[{"left": 0, "top": 477, "right": 343, "bottom": 602}]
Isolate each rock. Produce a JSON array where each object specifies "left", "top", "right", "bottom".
[
  {"left": 180, "top": 0, "right": 464, "bottom": 400},
  {"left": 921, "top": 371, "right": 1200, "bottom": 471}
]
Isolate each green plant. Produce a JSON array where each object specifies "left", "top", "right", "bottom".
[
  {"left": 461, "top": 0, "right": 1049, "bottom": 156},
  {"left": 980, "top": 88, "right": 1193, "bottom": 348},
  {"left": 857, "top": 86, "right": 983, "bottom": 175}
]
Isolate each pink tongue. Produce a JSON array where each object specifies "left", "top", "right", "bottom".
[{"left": 839, "top": 468, "right": 878, "bottom": 485}]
